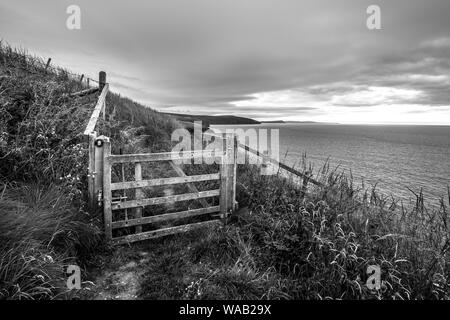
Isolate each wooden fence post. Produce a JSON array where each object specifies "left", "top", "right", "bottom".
[
  {"left": 231, "top": 135, "right": 237, "bottom": 211},
  {"left": 99, "top": 71, "right": 106, "bottom": 91},
  {"left": 88, "top": 132, "right": 97, "bottom": 210},
  {"left": 135, "top": 162, "right": 143, "bottom": 233},
  {"left": 45, "top": 58, "right": 51, "bottom": 72},
  {"left": 94, "top": 136, "right": 105, "bottom": 206},
  {"left": 219, "top": 133, "right": 236, "bottom": 222},
  {"left": 103, "top": 137, "right": 112, "bottom": 241},
  {"left": 219, "top": 135, "right": 229, "bottom": 222}
]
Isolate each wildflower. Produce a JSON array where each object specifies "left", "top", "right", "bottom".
[
  {"left": 35, "top": 275, "right": 45, "bottom": 281},
  {"left": 43, "top": 255, "right": 54, "bottom": 263}
]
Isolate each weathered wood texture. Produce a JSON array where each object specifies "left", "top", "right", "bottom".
[
  {"left": 83, "top": 83, "right": 109, "bottom": 135},
  {"left": 169, "top": 161, "right": 210, "bottom": 208},
  {"left": 99, "top": 71, "right": 106, "bottom": 91},
  {"left": 111, "top": 189, "right": 220, "bottom": 211},
  {"left": 220, "top": 133, "right": 237, "bottom": 220},
  {"left": 134, "top": 162, "right": 143, "bottom": 233},
  {"left": 70, "top": 87, "right": 100, "bottom": 98},
  {"left": 102, "top": 137, "right": 112, "bottom": 240},
  {"left": 94, "top": 136, "right": 106, "bottom": 206},
  {"left": 108, "top": 149, "right": 222, "bottom": 164},
  {"left": 112, "top": 206, "right": 220, "bottom": 229},
  {"left": 112, "top": 220, "right": 220, "bottom": 245},
  {"left": 110, "top": 173, "right": 220, "bottom": 191},
  {"left": 87, "top": 133, "right": 97, "bottom": 210}
]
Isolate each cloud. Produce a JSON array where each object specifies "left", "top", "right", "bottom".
[{"left": 1, "top": 0, "right": 450, "bottom": 123}]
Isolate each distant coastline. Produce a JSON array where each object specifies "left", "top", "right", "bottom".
[
  {"left": 162, "top": 112, "right": 260, "bottom": 125},
  {"left": 162, "top": 113, "right": 342, "bottom": 126}
]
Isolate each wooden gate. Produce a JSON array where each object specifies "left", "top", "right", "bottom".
[
  {"left": 100, "top": 135, "right": 237, "bottom": 245},
  {"left": 83, "top": 71, "right": 321, "bottom": 245}
]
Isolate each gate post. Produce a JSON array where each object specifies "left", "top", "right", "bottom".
[
  {"left": 102, "top": 137, "right": 112, "bottom": 241},
  {"left": 87, "top": 132, "right": 97, "bottom": 210},
  {"left": 220, "top": 133, "right": 237, "bottom": 222},
  {"left": 231, "top": 135, "right": 237, "bottom": 211},
  {"left": 94, "top": 136, "right": 107, "bottom": 207}
]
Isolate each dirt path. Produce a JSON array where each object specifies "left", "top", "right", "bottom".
[{"left": 91, "top": 248, "right": 151, "bottom": 300}]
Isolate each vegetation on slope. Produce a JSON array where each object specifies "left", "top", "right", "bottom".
[
  {"left": 99, "top": 163, "right": 447, "bottom": 300},
  {"left": 0, "top": 43, "right": 178, "bottom": 299}
]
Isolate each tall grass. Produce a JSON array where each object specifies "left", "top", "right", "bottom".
[
  {"left": 194, "top": 163, "right": 449, "bottom": 299},
  {"left": 0, "top": 183, "right": 102, "bottom": 299},
  {"left": 0, "top": 42, "right": 180, "bottom": 299},
  {"left": 137, "top": 162, "right": 449, "bottom": 300}
]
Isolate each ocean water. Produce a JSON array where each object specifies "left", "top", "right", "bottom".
[{"left": 213, "top": 124, "right": 450, "bottom": 206}]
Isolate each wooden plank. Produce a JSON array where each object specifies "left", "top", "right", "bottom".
[
  {"left": 108, "top": 149, "right": 223, "bottom": 164},
  {"left": 112, "top": 206, "right": 220, "bottom": 229},
  {"left": 110, "top": 173, "right": 220, "bottom": 190},
  {"left": 238, "top": 143, "right": 323, "bottom": 187},
  {"left": 70, "top": 87, "right": 99, "bottom": 98},
  {"left": 112, "top": 220, "right": 221, "bottom": 245},
  {"left": 135, "top": 162, "right": 143, "bottom": 233},
  {"left": 103, "top": 138, "right": 112, "bottom": 240},
  {"left": 83, "top": 83, "right": 109, "bottom": 135},
  {"left": 111, "top": 189, "right": 220, "bottom": 210},
  {"left": 169, "top": 162, "right": 210, "bottom": 208},
  {"left": 102, "top": 99, "right": 106, "bottom": 121}
]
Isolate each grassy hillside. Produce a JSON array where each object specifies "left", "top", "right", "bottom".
[
  {"left": 0, "top": 43, "right": 179, "bottom": 299},
  {"left": 0, "top": 42, "right": 448, "bottom": 300}
]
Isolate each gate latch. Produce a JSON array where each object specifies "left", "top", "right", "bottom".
[{"left": 97, "top": 190, "right": 103, "bottom": 206}]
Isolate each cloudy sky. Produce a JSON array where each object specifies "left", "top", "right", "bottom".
[{"left": 1, "top": 0, "right": 450, "bottom": 124}]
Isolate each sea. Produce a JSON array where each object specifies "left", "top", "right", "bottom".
[{"left": 213, "top": 123, "right": 450, "bottom": 207}]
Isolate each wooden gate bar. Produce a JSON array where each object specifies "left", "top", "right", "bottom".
[
  {"left": 111, "top": 189, "right": 220, "bottom": 210},
  {"left": 112, "top": 220, "right": 221, "bottom": 245},
  {"left": 110, "top": 173, "right": 220, "bottom": 190},
  {"left": 169, "top": 161, "right": 210, "bottom": 208},
  {"left": 108, "top": 150, "right": 223, "bottom": 164},
  {"left": 111, "top": 205, "right": 220, "bottom": 229}
]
